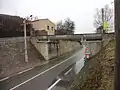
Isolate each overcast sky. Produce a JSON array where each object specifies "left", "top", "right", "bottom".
[{"left": 0, "top": 0, "right": 113, "bottom": 34}]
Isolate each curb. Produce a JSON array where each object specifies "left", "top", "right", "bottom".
[
  {"left": 0, "top": 76, "right": 9, "bottom": 82},
  {"left": 17, "top": 67, "right": 34, "bottom": 75},
  {"left": 0, "top": 61, "right": 49, "bottom": 82}
]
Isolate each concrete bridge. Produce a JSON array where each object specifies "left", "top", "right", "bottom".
[
  {"left": 36, "top": 33, "right": 114, "bottom": 41},
  {"left": 31, "top": 32, "right": 115, "bottom": 60}
]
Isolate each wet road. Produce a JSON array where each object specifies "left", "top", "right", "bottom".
[
  {"left": 50, "top": 57, "right": 85, "bottom": 90},
  {"left": 0, "top": 47, "right": 85, "bottom": 90}
]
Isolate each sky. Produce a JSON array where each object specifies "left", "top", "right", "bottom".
[{"left": 0, "top": 0, "right": 113, "bottom": 34}]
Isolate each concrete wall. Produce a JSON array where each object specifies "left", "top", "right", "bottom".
[
  {"left": 48, "top": 40, "right": 82, "bottom": 59},
  {"left": 58, "top": 40, "right": 81, "bottom": 56},
  {"left": 31, "top": 37, "right": 82, "bottom": 60},
  {"left": 82, "top": 41, "right": 102, "bottom": 56},
  {"left": 31, "top": 37, "right": 49, "bottom": 60},
  {"left": 82, "top": 34, "right": 114, "bottom": 57}
]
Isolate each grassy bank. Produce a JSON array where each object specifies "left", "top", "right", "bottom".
[{"left": 70, "top": 40, "right": 115, "bottom": 90}]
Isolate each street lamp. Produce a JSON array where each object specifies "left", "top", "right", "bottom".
[
  {"left": 23, "top": 19, "right": 28, "bottom": 63},
  {"left": 29, "top": 15, "right": 33, "bottom": 37},
  {"left": 23, "top": 15, "right": 33, "bottom": 63}
]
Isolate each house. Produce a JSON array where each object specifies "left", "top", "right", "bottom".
[{"left": 32, "top": 19, "right": 55, "bottom": 35}]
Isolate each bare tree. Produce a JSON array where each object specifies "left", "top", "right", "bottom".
[
  {"left": 56, "top": 18, "right": 75, "bottom": 35},
  {"left": 64, "top": 18, "right": 75, "bottom": 34},
  {"left": 56, "top": 21, "right": 64, "bottom": 31},
  {"left": 55, "top": 21, "right": 65, "bottom": 35},
  {"left": 94, "top": 4, "right": 113, "bottom": 33}
]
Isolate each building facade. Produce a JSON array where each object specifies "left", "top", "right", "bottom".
[{"left": 32, "top": 19, "right": 55, "bottom": 35}]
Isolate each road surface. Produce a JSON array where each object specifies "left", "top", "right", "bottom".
[
  {"left": 0, "top": 47, "right": 85, "bottom": 90},
  {"left": 50, "top": 56, "right": 85, "bottom": 90}
]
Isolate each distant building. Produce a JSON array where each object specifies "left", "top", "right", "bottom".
[{"left": 32, "top": 19, "right": 55, "bottom": 35}]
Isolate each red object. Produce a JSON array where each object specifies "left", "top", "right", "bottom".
[
  {"left": 85, "top": 54, "right": 90, "bottom": 59},
  {"left": 85, "top": 47, "right": 90, "bottom": 54}
]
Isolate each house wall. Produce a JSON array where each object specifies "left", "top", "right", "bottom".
[{"left": 32, "top": 19, "right": 55, "bottom": 35}]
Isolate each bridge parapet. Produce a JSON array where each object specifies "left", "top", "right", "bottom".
[{"left": 35, "top": 33, "right": 103, "bottom": 41}]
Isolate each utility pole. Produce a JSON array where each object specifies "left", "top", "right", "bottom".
[
  {"left": 101, "top": 8, "right": 104, "bottom": 48},
  {"left": 23, "top": 19, "right": 28, "bottom": 63},
  {"left": 115, "top": 0, "right": 120, "bottom": 89},
  {"left": 101, "top": 8, "right": 104, "bottom": 33}
]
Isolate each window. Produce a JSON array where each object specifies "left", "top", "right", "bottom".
[
  {"left": 47, "top": 26, "right": 49, "bottom": 30},
  {"left": 51, "top": 27, "right": 53, "bottom": 30}
]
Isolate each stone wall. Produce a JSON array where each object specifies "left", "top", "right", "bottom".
[{"left": 0, "top": 37, "right": 44, "bottom": 78}]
